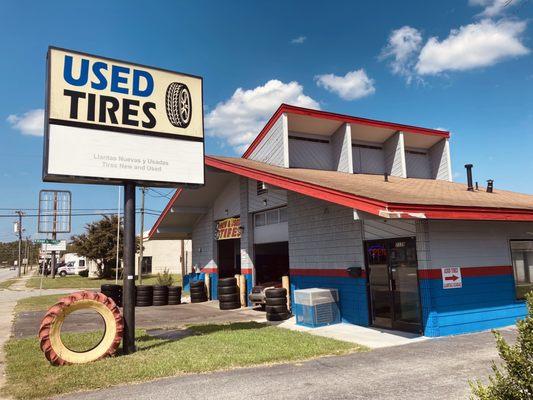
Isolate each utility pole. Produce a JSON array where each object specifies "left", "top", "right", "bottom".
[
  {"left": 23, "top": 236, "right": 29, "bottom": 275},
  {"left": 138, "top": 187, "right": 146, "bottom": 285},
  {"left": 15, "top": 211, "right": 23, "bottom": 277}
]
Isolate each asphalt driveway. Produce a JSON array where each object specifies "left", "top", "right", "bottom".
[{"left": 57, "top": 326, "right": 514, "bottom": 400}]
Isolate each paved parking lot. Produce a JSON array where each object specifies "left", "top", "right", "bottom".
[
  {"left": 13, "top": 301, "right": 265, "bottom": 338},
  {"left": 58, "top": 326, "right": 514, "bottom": 400}
]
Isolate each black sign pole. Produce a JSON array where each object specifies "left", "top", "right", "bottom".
[{"left": 122, "top": 182, "right": 136, "bottom": 354}]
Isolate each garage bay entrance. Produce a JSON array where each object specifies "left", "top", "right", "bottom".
[
  {"left": 365, "top": 237, "right": 422, "bottom": 333},
  {"left": 217, "top": 238, "right": 241, "bottom": 278}
]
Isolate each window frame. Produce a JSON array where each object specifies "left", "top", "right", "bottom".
[{"left": 509, "top": 239, "right": 533, "bottom": 300}]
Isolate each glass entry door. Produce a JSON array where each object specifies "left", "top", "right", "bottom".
[{"left": 365, "top": 238, "right": 422, "bottom": 333}]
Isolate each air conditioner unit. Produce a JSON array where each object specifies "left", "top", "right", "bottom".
[{"left": 293, "top": 288, "right": 340, "bottom": 328}]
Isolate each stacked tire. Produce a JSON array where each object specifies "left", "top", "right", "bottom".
[
  {"left": 136, "top": 285, "right": 153, "bottom": 307},
  {"left": 153, "top": 285, "right": 169, "bottom": 306},
  {"left": 217, "top": 277, "right": 241, "bottom": 310},
  {"left": 168, "top": 286, "right": 182, "bottom": 305},
  {"left": 190, "top": 280, "right": 208, "bottom": 303},
  {"left": 265, "top": 288, "right": 290, "bottom": 321},
  {"left": 100, "top": 284, "right": 122, "bottom": 307}
]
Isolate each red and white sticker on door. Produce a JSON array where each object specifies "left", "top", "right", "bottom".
[{"left": 442, "top": 267, "right": 462, "bottom": 289}]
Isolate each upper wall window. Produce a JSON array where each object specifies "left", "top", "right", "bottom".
[
  {"left": 352, "top": 144, "right": 385, "bottom": 174},
  {"left": 510, "top": 240, "right": 533, "bottom": 300},
  {"left": 257, "top": 181, "right": 268, "bottom": 196},
  {"left": 254, "top": 207, "right": 287, "bottom": 228}
]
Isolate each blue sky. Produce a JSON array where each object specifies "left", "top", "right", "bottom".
[{"left": 0, "top": 0, "right": 532, "bottom": 241}]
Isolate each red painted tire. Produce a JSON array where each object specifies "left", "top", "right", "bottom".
[{"left": 38, "top": 291, "right": 123, "bottom": 366}]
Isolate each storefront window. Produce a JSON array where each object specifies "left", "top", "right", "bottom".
[{"left": 510, "top": 241, "right": 533, "bottom": 300}]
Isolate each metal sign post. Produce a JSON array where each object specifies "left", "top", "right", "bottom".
[{"left": 122, "top": 183, "right": 136, "bottom": 354}]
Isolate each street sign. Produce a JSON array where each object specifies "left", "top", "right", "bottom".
[
  {"left": 35, "top": 239, "right": 60, "bottom": 244},
  {"left": 442, "top": 267, "right": 462, "bottom": 289},
  {"left": 42, "top": 240, "right": 67, "bottom": 252},
  {"left": 43, "top": 47, "right": 205, "bottom": 187}
]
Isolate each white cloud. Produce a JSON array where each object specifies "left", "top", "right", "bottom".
[
  {"left": 315, "top": 69, "right": 375, "bottom": 100},
  {"left": 416, "top": 19, "right": 529, "bottom": 75},
  {"left": 6, "top": 109, "right": 44, "bottom": 136},
  {"left": 379, "top": 26, "right": 423, "bottom": 83},
  {"left": 290, "top": 36, "right": 306, "bottom": 44},
  {"left": 469, "top": 0, "right": 520, "bottom": 18},
  {"left": 205, "top": 80, "right": 319, "bottom": 154}
]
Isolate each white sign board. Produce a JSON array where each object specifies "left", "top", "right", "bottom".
[
  {"left": 42, "top": 240, "right": 67, "bottom": 252},
  {"left": 43, "top": 47, "right": 204, "bottom": 187},
  {"left": 442, "top": 267, "right": 462, "bottom": 289}
]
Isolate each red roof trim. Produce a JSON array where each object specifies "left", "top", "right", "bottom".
[
  {"left": 242, "top": 104, "right": 450, "bottom": 158},
  {"left": 148, "top": 188, "right": 182, "bottom": 239},
  {"left": 206, "top": 156, "right": 533, "bottom": 222}
]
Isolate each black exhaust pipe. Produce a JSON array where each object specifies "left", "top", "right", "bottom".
[
  {"left": 487, "top": 179, "right": 494, "bottom": 193},
  {"left": 465, "top": 164, "right": 474, "bottom": 191}
]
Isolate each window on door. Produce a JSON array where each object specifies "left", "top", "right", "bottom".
[{"left": 510, "top": 241, "right": 533, "bottom": 300}]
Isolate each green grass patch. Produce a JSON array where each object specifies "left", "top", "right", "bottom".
[
  {"left": 14, "top": 293, "right": 72, "bottom": 313},
  {"left": 26, "top": 274, "right": 182, "bottom": 290},
  {"left": 0, "top": 278, "right": 17, "bottom": 290},
  {"left": 2, "top": 322, "right": 364, "bottom": 399}
]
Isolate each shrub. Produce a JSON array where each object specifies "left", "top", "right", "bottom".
[
  {"left": 156, "top": 269, "right": 174, "bottom": 286},
  {"left": 470, "top": 292, "right": 533, "bottom": 400}
]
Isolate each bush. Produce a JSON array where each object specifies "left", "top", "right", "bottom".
[
  {"left": 470, "top": 292, "right": 533, "bottom": 400},
  {"left": 156, "top": 269, "right": 174, "bottom": 286},
  {"left": 78, "top": 270, "right": 89, "bottom": 277}
]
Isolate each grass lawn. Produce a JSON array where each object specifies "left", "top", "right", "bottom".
[
  {"left": 26, "top": 274, "right": 182, "bottom": 290},
  {"left": 2, "top": 322, "right": 365, "bottom": 399},
  {"left": 0, "top": 278, "right": 17, "bottom": 290},
  {"left": 14, "top": 293, "right": 71, "bottom": 313}
]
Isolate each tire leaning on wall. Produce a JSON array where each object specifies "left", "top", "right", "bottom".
[{"left": 38, "top": 291, "right": 123, "bottom": 366}]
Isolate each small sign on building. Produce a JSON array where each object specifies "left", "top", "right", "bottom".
[
  {"left": 215, "top": 217, "right": 241, "bottom": 240},
  {"left": 442, "top": 267, "right": 462, "bottom": 289}
]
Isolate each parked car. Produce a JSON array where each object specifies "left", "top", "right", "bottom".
[
  {"left": 248, "top": 281, "right": 283, "bottom": 308},
  {"left": 57, "top": 258, "right": 88, "bottom": 277}
]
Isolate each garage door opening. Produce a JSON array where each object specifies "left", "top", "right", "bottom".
[
  {"left": 254, "top": 242, "right": 289, "bottom": 286},
  {"left": 218, "top": 238, "right": 241, "bottom": 278}
]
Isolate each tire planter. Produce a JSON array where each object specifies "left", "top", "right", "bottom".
[
  {"left": 168, "top": 286, "right": 182, "bottom": 305},
  {"left": 136, "top": 285, "right": 153, "bottom": 307},
  {"left": 217, "top": 278, "right": 240, "bottom": 310},
  {"left": 265, "top": 288, "right": 289, "bottom": 322},
  {"left": 100, "top": 284, "right": 122, "bottom": 307},
  {"left": 38, "top": 291, "right": 123, "bottom": 366},
  {"left": 152, "top": 286, "right": 169, "bottom": 306}
]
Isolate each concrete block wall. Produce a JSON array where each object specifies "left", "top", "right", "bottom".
[
  {"left": 287, "top": 192, "right": 369, "bottom": 325},
  {"left": 417, "top": 220, "right": 531, "bottom": 336}
]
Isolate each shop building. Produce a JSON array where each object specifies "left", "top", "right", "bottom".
[{"left": 150, "top": 104, "right": 533, "bottom": 337}]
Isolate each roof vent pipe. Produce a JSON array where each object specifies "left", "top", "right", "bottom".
[
  {"left": 487, "top": 179, "right": 494, "bottom": 193},
  {"left": 465, "top": 164, "right": 474, "bottom": 191},
  {"left": 384, "top": 172, "right": 389, "bottom": 182}
]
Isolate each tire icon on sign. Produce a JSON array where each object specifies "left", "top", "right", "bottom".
[{"left": 166, "top": 82, "right": 192, "bottom": 128}]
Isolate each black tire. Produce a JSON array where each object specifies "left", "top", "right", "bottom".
[
  {"left": 265, "top": 288, "right": 287, "bottom": 298},
  {"left": 101, "top": 284, "right": 121, "bottom": 291},
  {"left": 218, "top": 294, "right": 240, "bottom": 303},
  {"left": 166, "top": 82, "right": 192, "bottom": 128},
  {"left": 59, "top": 271, "right": 67, "bottom": 277},
  {"left": 217, "top": 277, "right": 237, "bottom": 287},
  {"left": 152, "top": 296, "right": 168, "bottom": 301},
  {"left": 217, "top": 286, "right": 238, "bottom": 295},
  {"left": 191, "top": 296, "right": 207, "bottom": 303},
  {"left": 219, "top": 301, "right": 241, "bottom": 310},
  {"left": 266, "top": 305, "right": 288, "bottom": 314},
  {"left": 266, "top": 312, "right": 291, "bottom": 321},
  {"left": 265, "top": 297, "right": 286, "bottom": 306},
  {"left": 153, "top": 300, "right": 168, "bottom": 306},
  {"left": 168, "top": 286, "right": 182, "bottom": 293},
  {"left": 136, "top": 285, "right": 154, "bottom": 293},
  {"left": 168, "top": 298, "right": 181, "bottom": 305},
  {"left": 190, "top": 280, "right": 205, "bottom": 288},
  {"left": 190, "top": 289, "right": 206, "bottom": 296}
]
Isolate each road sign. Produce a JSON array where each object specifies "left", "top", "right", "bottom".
[
  {"left": 35, "top": 239, "right": 60, "bottom": 244},
  {"left": 442, "top": 267, "right": 462, "bottom": 289},
  {"left": 42, "top": 240, "right": 67, "bottom": 252}
]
